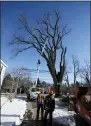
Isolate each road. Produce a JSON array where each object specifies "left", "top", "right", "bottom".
[
  {"left": 20, "top": 99, "right": 67, "bottom": 126},
  {"left": 15, "top": 94, "right": 69, "bottom": 126}
]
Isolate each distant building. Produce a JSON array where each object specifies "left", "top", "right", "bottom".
[{"left": 0, "top": 60, "right": 8, "bottom": 88}]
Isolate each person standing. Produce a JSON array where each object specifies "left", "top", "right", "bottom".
[
  {"left": 44, "top": 90, "right": 55, "bottom": 126},
  {"left": 36, "top": 89, "right": 45, "bottom": 120}
]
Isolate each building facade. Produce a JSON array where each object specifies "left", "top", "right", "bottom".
[{"left": 0, "top": 60, "right": 8, "bottom": 88}]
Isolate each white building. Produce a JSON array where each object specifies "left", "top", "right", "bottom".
[{"left": 0, "top": 60, "right": 8, "bottom": 88}]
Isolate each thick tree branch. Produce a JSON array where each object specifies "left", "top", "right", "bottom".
[{"left": 9, "top": 10, "right": 71, "bottom": 96}]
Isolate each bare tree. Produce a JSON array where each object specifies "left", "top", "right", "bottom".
[
  {"left": 11, "top": 67, "right": 32, "bottom": 94},
  {"left": 9, "top": 10, "right": 71, "bottom": 96},
  {"left": 11, "top": 67, "right": 31, "bottom": 80},
  {"left": 64, "top": 63, "right": 71, "bottom": 95},
  {"left": 80, "top": 61, "right": 90, "bottom": 84},
  {"left": 72, "top": 55, "right": 80, "bottom": 85}
]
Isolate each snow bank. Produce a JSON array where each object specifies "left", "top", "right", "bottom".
[
  {"left": 53, "top": 105, "right": 76, "bottom": 126},
  {"left": 55, "top": 98, "right": 60, "bottom": 102},
  {"left": 1, "top": 97, "right": 27, "bottom": 126}
]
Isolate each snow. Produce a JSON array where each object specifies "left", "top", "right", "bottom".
[
  {"left": 53, "top": 102, "right": 76, "bottom": 126},
  {"left": 1, "top": 97, "right": 8, "bottom": 107},
  {"left": 1, "top": 96, "right": 27, "bottom": 126},
  {"left": 1, "top": 96, "right": 76, "bottom": 126},
  {"left": 55, "top": 98, "right": 60, "bottom": 101}
]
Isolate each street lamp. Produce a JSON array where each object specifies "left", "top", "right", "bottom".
[{"left": 35, "top": 37, "right": 48, "bottom": 87}]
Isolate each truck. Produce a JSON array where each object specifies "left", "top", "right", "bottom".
[
  {"left": 72, "top": 86, "right": 91, "bottom": 126},
  {"left": 27, "top": 86, "right": 55, "bottom": 101},
  {"left": 27, "top": 86, "right": 49, "bottom": 101},
  {"left": 29, "top": 87, "right": 43, "bottom": 100}
]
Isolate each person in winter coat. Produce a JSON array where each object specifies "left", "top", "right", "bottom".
[
  {"left": 44, "top": 90, "right": 55, "bottom": 126},
  {"left": 36, "top": 89, "right": 45, "bottom": 120}
]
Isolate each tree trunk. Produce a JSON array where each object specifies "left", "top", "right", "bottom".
[
  {"left": 47, "top": 61, "right": 64, "bottom": 97},
  {"left": 47, "top": 62, "right": 59, "bottom": 96},
  {"left": 54, "top": 82, "right": 61, "bottom": 97},
  {"left": 54, "top": 83, "right": 58, "bottom": 96}
]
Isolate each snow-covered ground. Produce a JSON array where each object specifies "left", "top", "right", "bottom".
[
  {"left": 1, "top": 96, "right": 27, "bottom": 126},
  {"left": 1, "top": 97, "right": 8, "bottom": 107},
  {"left": 53, "top": 98, "right": 76, "bottom": 126},
  {"left": 1, "top": 97, "right": 76, "bottom": 126}
]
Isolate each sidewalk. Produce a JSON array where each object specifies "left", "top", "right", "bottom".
[{"left": 20, "top": 120, "right": 67, "bottom": 126}]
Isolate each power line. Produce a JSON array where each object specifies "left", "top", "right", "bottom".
[
  {"left": 32, "top": 77, "right": 53, "bottom": 81},
  {"left": 21, "top": 68, "right": 50, "bottom": 73}
]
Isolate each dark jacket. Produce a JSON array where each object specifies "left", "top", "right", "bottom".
[{"left": 44, "top": 94, "right": 55, "bottom": 111}]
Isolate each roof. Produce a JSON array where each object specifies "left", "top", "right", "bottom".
[{"left": 0, "top": 60, "right": 8, "bottom": 67}]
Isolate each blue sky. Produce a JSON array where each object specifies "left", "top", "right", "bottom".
[{"left": 1, "top": 1, "right": 90, "bottom": 83}]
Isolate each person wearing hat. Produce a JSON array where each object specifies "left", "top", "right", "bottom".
[
  {"left": 36, "top": 89, "right": 45, "bottom": 120},
  {"left": 44, "top": 90, "right": 55, "bottom": 126}
]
